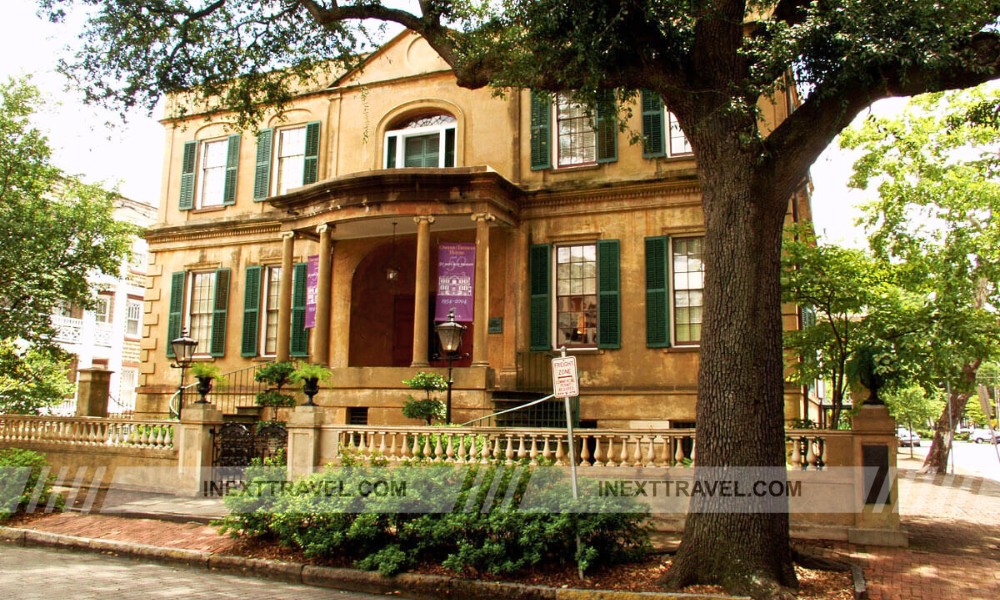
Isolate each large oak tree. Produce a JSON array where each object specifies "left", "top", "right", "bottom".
[{"left": 39, "top": 1, "right": 1000, "bottom": 596}]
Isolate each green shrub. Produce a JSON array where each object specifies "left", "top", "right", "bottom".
[
  {"left": 0, "top": 448, "right": 63, "bottom": 520},
  {"left": 256, "top": 390, "right": 296, "bottom": 407},
  {"left": 217, "top": 458, "right": 650, "bottom": 577},
  {"left": 401, "top": 397, "right": 445, "bottom": 425}
]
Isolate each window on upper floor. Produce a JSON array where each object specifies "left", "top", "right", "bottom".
[
  {"left": 528, "top": 240, "right": 620, "bottom": 351},
  {"left": 94, "top": 294, "right": 112, "bottom": 324},
  {"left": 384, "top": 114, "right": 457, "bottom": 169},
  {"left": 530, "top": 91, "right": 617, "bottom": 170},
  {"left": 644, "top": 236, "right": 705, "bottom": 348},
  {"left": 178, "top": 135, "right": 241, "bottom": 211},
  {"left": 125, "top": 297, "right": 142, "bottom": 337},
  {"left": 165, "top": 268, "right": 231, "bottom": 358},
  {"left": 252, "top": 122, "right": 321, "bottom": 201},
  {"left": 641, "top": 90, "right": 692, "bottom": 158}
]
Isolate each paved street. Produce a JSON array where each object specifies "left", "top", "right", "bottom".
[
  {"left": 0, "top": 545, "right": 384, "bottom": 600},
  {"left": 898, "top": 440, "right": 1000, "bottom": 481}
]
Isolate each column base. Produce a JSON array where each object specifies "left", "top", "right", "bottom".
[{"left": 410, "top": 361, "right": 430, "bottom": 368}]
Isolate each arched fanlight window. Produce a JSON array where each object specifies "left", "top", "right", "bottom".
[{"left": 384, "top": 113, "right": 457, "bottom": 168}]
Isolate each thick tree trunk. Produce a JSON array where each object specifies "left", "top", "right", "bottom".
[
  {"left": 920, "top": 363, "right": 977, "bottom": 474},
  {"left": 662, "top": 143, "right": 797, "bottom": 598}
]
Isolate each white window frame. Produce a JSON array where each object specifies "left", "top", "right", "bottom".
[
  {"left": 260, "top": 265, "right": 282, "bottom": 357},
  {"left": 94, "top": 294, "right": 113, "bottom": 324},
  {"left": 667, "top": 112, "right": 692, "bottom": 156},
  {"left": 383, "top": 115, "right": 457, "bottom": 169},
  {"left": 197, "top": 137, "right": 229, "bottom": 208},
  {"left": 272, "top": 125, "right": 307, "bottom": 196},
  {"left": 552, "top": 242, "right": 598, "bottom": 349},
  {"left": 125, "top": 298, "right": 142, "bottom": 337},
  {"left": 185, "top": 271, "right": 217, "bottom": 356},
  {"left": 671, "top": 237, "right": 704, "bottom": 345},
  {"left": 553, "top": 94, "right": 597, "bottom": 168}
]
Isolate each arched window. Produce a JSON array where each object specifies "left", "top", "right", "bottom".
[{"left": 384, "top": 114, "right": 457, "bottom": 168}]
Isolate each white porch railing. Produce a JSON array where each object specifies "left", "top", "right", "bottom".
[
  {"left": 52, "top": 315, "right": 83, "bottom": 344},
  {"left": 325, "top": 426, "right": 840, "bottom": 470},
  {"left": 0, "top": 415, "right": 174, "bottom": 451},
  {"left": 94, "top": 322, "right": 114, "bottom": 347}
]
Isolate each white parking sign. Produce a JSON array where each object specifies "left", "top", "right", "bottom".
[{"left": 551, "top": 356, "right": 579, "bottom": 398}]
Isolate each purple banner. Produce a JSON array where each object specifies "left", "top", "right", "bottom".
[
  {"left": 305, "top": 254, "right": 319, "bottom": 329},
  {"left": 435, "top": 243, "right": 475, "bottom": 322}
]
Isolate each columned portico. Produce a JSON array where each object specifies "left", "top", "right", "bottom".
[
  {"left": 276, "top": 231, "right": 295, "bottom": 362},
  {"left": 313, "top": 224, "right": 333, "bottom": 365},
  {"left": 471, "top": 212, "right": 494, "bottom": 367},
  {"left": 411, "top": 215, "right": 435, "bottom": 367}
]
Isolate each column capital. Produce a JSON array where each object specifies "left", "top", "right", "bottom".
[
  {"left": 413, "top": 215, "right": 436, "bottom": 225},
  {"left": 317, "top": 223, "right": 331, "bottom": 235},
  {"left": 471, "top": 213, "right": 496, "bottom": 224},
  {"left": 281, "top": 231, "right": 296, "bottom": 240}
]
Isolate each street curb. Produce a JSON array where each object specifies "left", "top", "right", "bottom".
[{"left": 0, "top": 525, "right": 743, "bottom": 600}]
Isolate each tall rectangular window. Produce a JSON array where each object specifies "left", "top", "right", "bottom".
[
  {"left": 673, "top": 237, "right": 704, "bottom": 344},
  {"left": 94, "top": 294, "right": 112, "bottom": 323},
  {"left": 199, "top": 138, "right": 228, "bottom": 208},
  {"left": 188, "top": 272, "right": 216, "bottom": 352},
  {"left": 274, "top": 126, "right": 306, "bottom": 195},
  {"left": 262, "top": 266, "right": 281, "bottom": 356},
  {"left": 668, "top": 113, "right": 692, "bottom": 156},
  {"left": 555, "top": 244, "right": 598, "bottom": 347},
  {"left": 556, "top": 94, "right": 597, "bottom": 167},
  {"left": 125, "top": 298, "right": 142, "bottom": 337}
]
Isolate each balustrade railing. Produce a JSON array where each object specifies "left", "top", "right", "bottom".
[
  {"left": 327, "top": 426, "right": 835, "bottom": 470},
  {"left": 0, "top": 415, "right": 174, "bottom": 451}
]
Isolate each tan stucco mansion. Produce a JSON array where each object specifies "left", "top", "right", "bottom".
[{"left": 135, "top": 31, "right": 817, "bottom": 429}]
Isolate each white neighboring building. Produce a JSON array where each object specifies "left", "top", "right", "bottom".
[{"left": 50, "top": 196, "right": 157, "bottom": 415}]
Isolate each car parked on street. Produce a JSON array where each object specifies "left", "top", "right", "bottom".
[
  {"left": 897, "top": 427, "right": 922, "bottom": 447},
  {"left": 970, "top": 428, "right": 996, "bottom": 444}
]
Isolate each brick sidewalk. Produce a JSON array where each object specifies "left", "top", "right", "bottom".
[{"left": 6, "top": 469, "right": 1000, "bottom": 599}]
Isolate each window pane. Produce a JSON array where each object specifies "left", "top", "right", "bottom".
[
  {"left": 199, "top": 139, "right": 227, "bottom": 207},
  {"left": 555, "top": 243, "right": 597, "bottom": 348},
  {"left": 556, "top": 94, "right": 597, "bottom": 167},
  {"left": 673, "top": 237, "right": 705, "bottom": 344},
  {"left": 189, "top": 272, "right": 216, "bottom": 351},
  {"left": 275, "top": 127, "right": 306, "bottom": 195},
  {"left": 263, "top": 266, "right": 281, "bottom": 355}
]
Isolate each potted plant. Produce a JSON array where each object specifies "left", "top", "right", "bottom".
[
  {"left": 291, "top": 363, "right": 332, "bottom": 406},
  {"left": 254, "top": 361, "right": 297, "bottom": 421},
  {"left": 401, "top": 371, "right": 447, "bottom": 425},
  {"left": 189, "top": 362, "right": 223, "bottom": 402}
]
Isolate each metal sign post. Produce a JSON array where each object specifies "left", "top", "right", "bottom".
[{"left": 551, "top": 347, "right": 583, "bottom": 579}]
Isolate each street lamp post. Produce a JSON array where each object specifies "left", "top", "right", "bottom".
[
  {"left": 169, "top": 328, "right": 198, "bottom": 420},
  {"left": 434, "top": 308, "right": 466, "bottom": 425}
]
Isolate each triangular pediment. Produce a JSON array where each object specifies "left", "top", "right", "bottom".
[{"left": 331, "top": 30, "right": 452, "bottom": 89}]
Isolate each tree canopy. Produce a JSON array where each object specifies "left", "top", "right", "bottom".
[
  {"left": 37, "top": 1, "right": 1000, "bottom": 597},
  {"left": 0, "top": 77, "right": 135, "bottom": 354}
]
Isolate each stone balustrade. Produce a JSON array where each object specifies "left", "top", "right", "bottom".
[
  {"left": 0, "top": 415, "right": 174, "bottom": 451},
  {"left": 322, "top": 425, "right": 840, "bottom": 470}
]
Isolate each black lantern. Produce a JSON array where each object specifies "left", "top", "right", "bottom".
[
  {"left": 169, "top": 328, "right": 198, "bottom": 419},
  {"left": 434, "top": 309, "right": 466, "bottom": 424}
]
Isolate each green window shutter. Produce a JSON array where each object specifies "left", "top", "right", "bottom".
[
  {"left": 178, "top": 141, "right": 197, "bottom": 210},
  {"left": 597, "top": 239, "right": 621, "bottom": 349},
  {"left": 529, "top": 244, "right": 552, "bottom": 351},
  {"left": 596, "top": 91, "right": 618, "bottom": 164},
  {"left": 241, "top": 266, "right": 262, "bottom": 357},
  {"left": 386, "top": 136, "right": 397, "bottom": 168},
  {"left": 166, "top": 271, "right": 185, "bottom": 358},
  {"left": 645, "top": 236, "right": 671, "bottom": 347},
  {"left": 529, "top": 92, "right": 551, "bottom": 171},
  {"left": 290, "top": 262, "right": 309, "bottom": 357},
  {"left": 253, "top": 129, "right": 273, "bottom": 201},
  {"left": 210, "top": 268, "right": 230, "bottom": 357},
  {"left": 223, "top": 134, "right": 241, "bottom": 206},
  {"left": 641, "top": 90, "right": 665, "bottom": 158},
  {"left": 303, "top": 121, "right": 321, "bottom": 185}
]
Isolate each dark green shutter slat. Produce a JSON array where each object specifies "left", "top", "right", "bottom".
[
  {"left": 241, "top": 266, "right": 262, "bottom": 357},
  {"left": 386, "top": 136, "right": 397, "bottom": 168},
  {"left": 529, "top": 92, "right": 551, "bottom": 170},
  {"left": 253, "top": 129, "right": 273, "bottom": 201},
  {"left": 166, "top": 272, "right": 185, "bottom": 358},
  {"left": 291, "top": 262, "right": 309, "bottom": 357},
  {"left": 444, "top": 128, "right": 456, "bottom": 167},
  {"left": 179, "top": 141, "right": 197, "bottom": 210},
  {"left": 303, "top": 121, "right": 321, "bottom": 185},
  {"left": 529, "top": 244, "right": 551, "bottom": 351},
  {"left": 223, "top": 134, "right": 240, "bottom": 206},
  {"left": 597, "top": 239, "right": 621, "bottom": 349},
  {"left": 210, "top": 268, "right": 230, "bottom": 357},
  {"left": 641, "top": 90, "right": 665, "bottom": 158},
  {"left": 645, "top": 236, "right": 670, "bottom": 347},
  {"left": 596, "top": 91, "right": 618, "bottom": 164}
]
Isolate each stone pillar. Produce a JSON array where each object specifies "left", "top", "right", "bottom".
[
  {"left": 277, "top": 231, "right": 295, "bottom": 362},
  {"left": 314, "top": 224, "right": 333, "bottom": 366},
  {"left": 75, "top": 368, "right": 112, "bottom": 418},
  {"left": 287, "top": 405, "right": 323, "bottom": 479},
  {"left": 848, "top": 404, "right": 908, "bottom": 547},
  {"left": 176, "top": 403, "right": 223, "bottom": 496},
  {"left": 411, "top": 216, "right": 435, "bottom": 367},
  {"left": 471, "top": 213, "right": 495, "bottom": 367}
]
